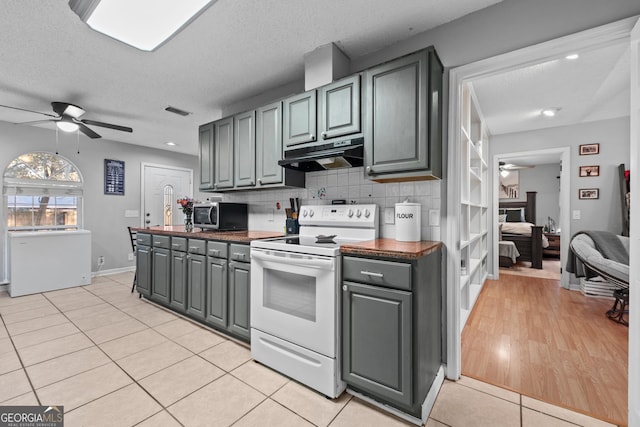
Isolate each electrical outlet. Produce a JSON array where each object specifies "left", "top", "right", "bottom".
[
  {"left": 384, "top": 207, "right": 395, "bottom": 224},
  {"left": 128, "top": 253, "right": 134, "bottom": 261},
  {"left": 97, "top": 256, "right": 105, "bottom": 266}
]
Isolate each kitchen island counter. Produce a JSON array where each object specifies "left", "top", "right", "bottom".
[
  {"left": 133, "top": 226, "right": 283, "bottom": 242},
  {"left": 340, "top": 238, "right": 442, "bottom": 260}
]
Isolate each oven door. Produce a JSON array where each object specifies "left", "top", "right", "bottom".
[{"left": 250, "top": 248, "right": 338, "bottom": 357}]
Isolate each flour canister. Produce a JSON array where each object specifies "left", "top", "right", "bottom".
[{"left": 395, "top": 202, "right": 421, "bottom": 242}]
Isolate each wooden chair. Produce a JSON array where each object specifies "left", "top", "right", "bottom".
[{"left": 128, "top": 227, "right": 137, "bottom": 293}]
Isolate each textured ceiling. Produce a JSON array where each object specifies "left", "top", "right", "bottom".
[
  {"left": 471, "top": 40, "right": 630, "bottom": 136},
  {"left": 0, "top": 0, "right": 503, "bottom": 155}
]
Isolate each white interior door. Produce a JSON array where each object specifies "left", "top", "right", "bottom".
[
  {"left": 628, "top": 16, "right": 639, "bottom": 427},
  {"left": 142, "top": 164, "right": 192, "bottom": 227}
]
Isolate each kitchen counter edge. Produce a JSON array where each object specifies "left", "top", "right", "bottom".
[
  {"left": 340, "top": 238, "right": 442, "bottom": 260},
  {"left": 132, "top": 226, "right": 283, "bottom": 243}
]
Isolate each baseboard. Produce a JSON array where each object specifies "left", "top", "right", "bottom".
[
  {"left": 0, "top": 284, "right": 7, "bottom": 293},
  {"left": 92, "top": 266, "right": 135, "bottom": 277}
]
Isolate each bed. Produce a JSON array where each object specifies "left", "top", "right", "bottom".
[{"left": 499, "top": 191, "right": 546, "bottom": 269}]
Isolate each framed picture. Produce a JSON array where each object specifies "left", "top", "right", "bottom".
[
  {"left": 104, "top": 159, "right": 125, "bottom": 195},
  {"left": 579, "top": 165, "right": 599, "bottom": 177},
  {"left": 579, "top": 188, "right": 599, "bottom": 199},
  {"left": 499, "top": 170, "right": 519, "bottom": 199},
  {"left": 579, "top": 143, "right": 600, "bottom": 155}
]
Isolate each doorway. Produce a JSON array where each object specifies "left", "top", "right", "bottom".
[{"left": 141, "top": 163, "right": 193, "bottom": 227}]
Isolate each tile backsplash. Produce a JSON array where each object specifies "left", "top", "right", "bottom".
[{"left": 212, "top": 167, "right": 441, "bottom": 241}]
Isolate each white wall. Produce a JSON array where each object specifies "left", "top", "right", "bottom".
[
  {"left": 0, "top": 121, "right": 199, "bottom": 276},
  {"left": 491, "top": 117, "right": 630, "bottom": 237}
]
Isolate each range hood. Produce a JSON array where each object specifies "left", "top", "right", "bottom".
[{"left": 278, "top": 137, "right": 364, "bottom": 172}]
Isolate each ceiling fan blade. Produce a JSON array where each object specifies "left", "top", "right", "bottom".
[
  {"left": 81, "top": 119, "right": 132, "bottom": 133},
  {"left": 77, "top": 122, "right": 101, "bottom": 139},
  {"left": 0, "top": 104, "right": 58, "bottom": 118},
  {"left": 14, "top": 119, "right": 56, "bottom": 125}
]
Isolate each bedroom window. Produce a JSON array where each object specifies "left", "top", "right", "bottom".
[{"left": 4, "top": 152, "right": 84, "bottom": 231}]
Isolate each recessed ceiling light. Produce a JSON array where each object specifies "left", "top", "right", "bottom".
[
  {"left": 565, "top": 54, "right": 579, "bottom": 60},
  {"left": 166, "top": 142, "right": 177, "bottom": 146},
  {"left": 541, "top": 108, "right": 560, "bottom": 117},
  {"left": 69, "top": 0, "right": 216, "bottom": 52}
]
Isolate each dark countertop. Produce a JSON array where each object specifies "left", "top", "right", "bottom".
[
  {"left": 133, "top": 226, "right": 283, "bottom": 243},
  {"left": 340, "top": 238, "right": 442, "bottom": 260}
]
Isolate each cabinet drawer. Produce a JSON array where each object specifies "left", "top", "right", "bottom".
[
  {"left": 343, "top": 256, "right": 411, "bottom": 291},
  {"left": 171, "top": 237, "right": 187, "bottom": 252},
  {"left": 229, "top": 244, "right": 250, "bottom": 262},
  {"left": 152, "top": 235, "right": 171, "bottom": 249},
  {"left": 188, "top": 239, "right": 206, "bottom": 255},
  {"left": 137, "top": 233, "right": 151, "bottom": 246},
  {"left": 207, "top": 241, "right": 228, "bottom": 258}
]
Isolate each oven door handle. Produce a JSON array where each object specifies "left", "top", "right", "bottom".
[{"left": 251, "top": 250, "right": 334, "bottom": 269}]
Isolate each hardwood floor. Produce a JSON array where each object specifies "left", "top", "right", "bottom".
[{"left": 461, "top": 274, "right": 628, "bottom": 426}]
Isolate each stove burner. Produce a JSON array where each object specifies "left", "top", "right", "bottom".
[{"left": 315, "top": 234, "right": 337, "bottom": 244}]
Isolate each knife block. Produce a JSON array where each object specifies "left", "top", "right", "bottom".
[{"left": 285, "top": 218, "right": 299, "bottom": 235}]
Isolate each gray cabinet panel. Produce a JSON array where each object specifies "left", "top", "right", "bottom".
[
  {"left": 170, "top": 250, "right": 187, "bottom": 311},
  {"left": 136, "top": 244, "right": 152, "bottom": 296},
  {"left": 342, "top": 281, "right": 412, "bottom": 408},
  {"left": 199, "top": 122, "right": 214, "bottom": 190},
  {"left": 214, "top": 117, "right": 234, "bottom": 189},
  {"left": 206, "top": 241, "right": 227, "bottom": 258},
  {"left": 188, "top": 239, "right": 206, "bottom": 255},
  {"left": 283, "top": 90, "right": 317, "bottom": 148},
  {"left": 319, "top": 75, "right": 360, "bottom": 140},
  {"left": 343, "top": 256, "right": 412, "bottom": 291},
  {"left": 206, "top": 257, "right": 227, "bottom": 329},
  {"left": 234, "top": 110, "right": 256, "bottom": 188},
  {"left": 187, "top": 253, "right": 206, "bottom": 320},
  {"left": 228, "top": 261, "right": 250, "bottom": 340},
  {"left": 151, "top": 247, "right": 170, "bottom": 304},
  {"left": 229, "top": 244, "right": 250, "bottom": 262},
  {"left": 363, "top": 48, "right": 442, "bottom": 181},
  {"left": 256, "top": 101, "right": 283, "bottom": 186}
]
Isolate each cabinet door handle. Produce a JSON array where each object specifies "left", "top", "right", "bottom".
[
  {"left": 342, "top": 285, "right": 348, "bottom": 291},
  {"left": 258, "top": 179, "right": 262, "bottom": 185},
  {"left": 309, "top": 133, "right": 315, "bottom": 141},
  {"left": 366, "top": 166, "right": 374, "bottom": 175},
  {"left": 360, "top": 270, "right": 383, "bottom": 278},
  {"left": 321, "top": 131, "right": 327, "bottom": 139}
]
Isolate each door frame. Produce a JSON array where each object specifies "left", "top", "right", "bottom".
[
  {"left": 445, "top": 16, "right": 637, "bottom": 381},
  {"left": 140, "top": 162, "right": 194, "bottom": 227},
  {"left": 492, "top": 147, "right": 570, "bottom": 288}
]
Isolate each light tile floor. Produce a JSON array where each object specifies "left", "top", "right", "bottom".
[{"left": 0, "top": 272, "right": 618, "bottom": 427}]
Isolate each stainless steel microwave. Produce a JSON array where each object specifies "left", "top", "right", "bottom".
[{"left": 193, "top": 202, "right": 248, "bottom": 231}]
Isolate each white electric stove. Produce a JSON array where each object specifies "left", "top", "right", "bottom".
[{"left": 250, "top": 204, "right": 378, "bottom": 398}]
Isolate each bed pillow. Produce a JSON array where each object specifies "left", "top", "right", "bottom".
[
  {"left": 498, "top": 214, "right": 507, "bottom": 223},
  {"left": 505, "top": 208, "right": 525, "bottom": 222}
]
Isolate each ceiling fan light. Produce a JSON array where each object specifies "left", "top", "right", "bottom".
[
  {"left": 541, "top": 108, "right": 559, "bottom": 117},
  {"left": 70, "top": 0, "right": 216, "bottom": 52},
  {"left": 56, "top": 120, "right": 80, "bottom": 133},
  {"left": 565, "top": 53, "right": 579, "bottom": 60},
  {"left": 500, "top": 169, "right": 510, "bottom": 178},
  {"left": 63, "top": 104, "right": 86, "bottom": 119}
]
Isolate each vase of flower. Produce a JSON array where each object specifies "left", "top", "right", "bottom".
[{"left": 177, "top": 197, "right": 197, "bottom": 232}]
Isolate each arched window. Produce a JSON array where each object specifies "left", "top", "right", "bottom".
[{"left": 4, "top": 152, "right": 83, "bottom": 231}]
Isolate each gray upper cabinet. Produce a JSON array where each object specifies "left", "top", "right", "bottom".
[
  {"left": 198, "top": 122, "right": 214, "bottom": 191},
  {"left": 214, "top": 117, "right": 234, "bottom": 190},
  {"left": 364, "top": 47, "right": 443, "bottom": 181},
  {"left": 283, "top": 90, "right": 317, "bottom": 148},
  {"left": 319, "top": 75, "right": 361, "bottom": 141},
  {"left": 256, "top": 101, "right": 284, "bottom": 186},
  {"left": 234, "top": 110, "right": 256, "bottom": 188}
]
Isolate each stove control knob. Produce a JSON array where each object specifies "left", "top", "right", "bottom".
[
  {"left": 356, "top": 209, "right": 362, "bottom": 218},
  {"left": 347, "top": 209, "right": 354, "bottom": 218},
  {"left": 364, "top": 208, "right": 371, "bottom": 218},
  {"left": 302, "top": 209, "right": 308, "bottom": 217},
  {"left": 309, "top": 209, "right": 315, "bottom": 217}
]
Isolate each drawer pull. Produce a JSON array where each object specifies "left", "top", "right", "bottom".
[
  {"left": 361, "top": 271, "right": 383, "bottom": 278},
  {"left": 189, "top": 246, "right": 200, "bottom": 252},
  {"left": 209, "top": 249, "right": 220, "bottom": 256},
  {"left": 233, "top": 252, "right": 246, "bottom": 260}
]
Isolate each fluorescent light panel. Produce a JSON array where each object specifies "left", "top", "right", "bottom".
[{"left": 82, "top": 0, "right": 214, "bottom": 51}]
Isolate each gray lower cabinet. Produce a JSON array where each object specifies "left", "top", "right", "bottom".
[
  {"left": 341, "top": 249, "right": 442, "bottom": 418},
  {"left": 151, "top": 235, "right": 171, "bottom": 305},
  {"left": 135, "top": 234, "right": 152, "bottom": 297},
  {"left": 228, "top": 244, "right": 250, "bottom": 340},
  {"left": 342, "top": 282, "right": 413, "bottom": 408},
  {"left": 170, "top": 247, "right": 188, "bottom": 311},
  {"left": 205, "top": 255, "right": 228, "bottom": 330},
  {"left": 186, "top": 253, "right": 207, "bottom": 320},
  {"left": 363, "top": 47, "right": 443, "bottom": 182}
]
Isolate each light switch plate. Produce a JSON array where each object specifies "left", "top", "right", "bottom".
[
  {"left": 429, "top": 209, "right": 440, "bottom": 226},
  {"left": 572, "top": 210, "right": 581, "bottom": 220},
  {"left": 384, "top": 207, "right": 395, "bottom": 224},
  {"left": 125, "top": 210, "right": 139, "bottom": 218}
]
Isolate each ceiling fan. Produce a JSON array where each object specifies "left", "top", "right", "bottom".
[
  {"left": 499, "top": 161, "right": 534, "bottom": 177},
  {"left": 0, "top": 102, "right": 133, "bottom": 139}
]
